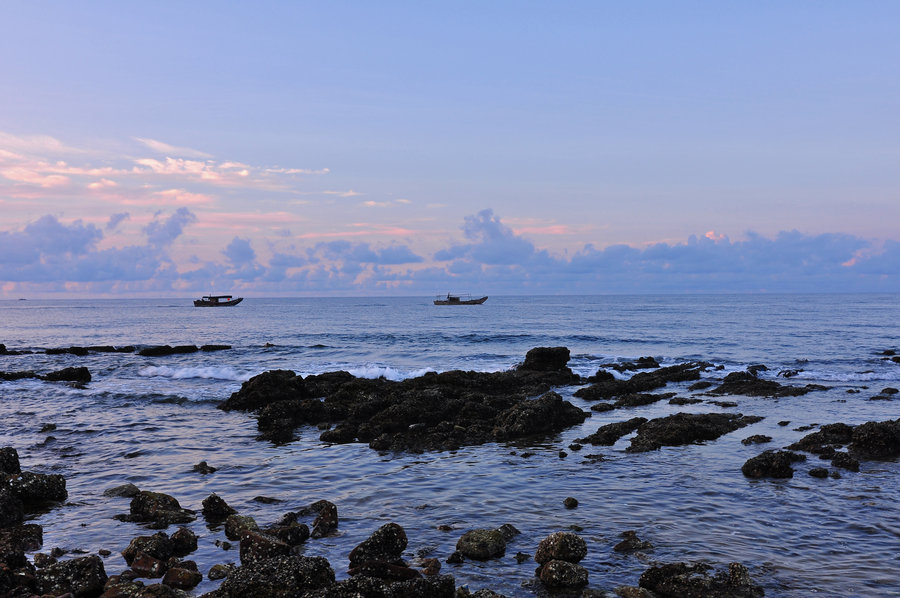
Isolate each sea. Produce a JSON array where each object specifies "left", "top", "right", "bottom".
[{"left": 0, "top": 294, "right": 898, "bottom": 597}]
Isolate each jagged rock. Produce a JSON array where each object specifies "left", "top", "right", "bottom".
[
  {"left": 202, "top": 493, "right": 237, "bottom": 521},
  {"left": 741, "top": 435, "right": 772, "bottom": 445},
  {"left": 43, "top": 366, "right": 92, "bottom": 383},
  {"left": 787, "top": 423, "right": 854, "bottom": 454},
  {"left": 161, "top": 565, "right": 203, "bottom": 589},
  {"left": 218, "top": 370, "right": 308, "bottom": 412},
  {"left": 310, "top": 500, "right": 339, "bottom": 538},
  {"left": 518, "top": 347, "right": 572, "bottom": 372},
  {"left": 575, "top": 362, "right": 707, "bottom": 400},
  {"left": 225, "top": 515, "right": 259, "bottom": 541},
  {"left": 122, "top": 532, "right": 174, "bottom": 565},
  {"left": 456, "top": 529, "right": 506, "bottom": 561},
  {"left": 1, "top": 471, "right": 67, "bottom": 505},
  {"left": 639, "top": 561, "right": 764, "bottom": 598},
  {"left": 348, "top": 522, "right": 408, "bottom": 569},
  {"left": 239, "top": 530, "right": 291, "bottom": 565},
  {"left": 0, "top": 489, "right": 24, "bottom": 528},
  {"left": 741, "top": 450, "right": 806, "bottom": 478},
  {"left": 849, "top": 419, "right": 900, "bottom": 459},
  {"left": 537, "top": 559, "right": 589, "bottom": 590},
  {"left": 627, "top": 413, "right": 763, "bottom": 453},
  {"left": 578, "top": 417, "right": 647, "bottom": 446},
  {"left": 492, "top": 392, "right": 588, "bottom": 441},
  {"left": 34, "top": 554, "right": 108, "bottom": 597},
  {"left": 214, "top": 555, "right": 335, "bottom": 598},
  {"left": 170, "top": 527, "right": 198, "bottom": 557},
  {"left": 0, "top": 448, "right": 21, "bottom": 475},
  {"left": 116, "top": 491, "right": 194, "bottom": 527},
  {"left": 709, "top": 370, "right": 824, "bottom": 398},
  {"left": 534, "top": 531, "right": 587, "bottom": 564},
  {"left": 831, "top": 451, "right": 860, "bottom": 472}
]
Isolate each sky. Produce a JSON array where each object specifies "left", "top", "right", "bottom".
[{"left": 1, "top": 1, "right": 899, "bottom": 297}]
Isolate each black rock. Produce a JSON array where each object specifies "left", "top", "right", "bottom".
[{"left": 741, "top": 450, "right": 806, "bottom": 478}]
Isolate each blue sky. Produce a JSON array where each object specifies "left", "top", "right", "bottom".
[{"left": 1, "top": 2, "right": 898, "bottom": 296}]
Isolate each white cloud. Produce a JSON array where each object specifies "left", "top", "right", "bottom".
[{"left": 134, "top": 137, "right": 213, "bottom": 159}]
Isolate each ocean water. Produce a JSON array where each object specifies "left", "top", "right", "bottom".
[{"left": 0, "top": 294, "right": 898, "bottom": 597}]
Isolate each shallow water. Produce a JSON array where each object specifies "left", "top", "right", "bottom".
[{"left": 1, "top": 295, "right": 899, "bottom": 596}]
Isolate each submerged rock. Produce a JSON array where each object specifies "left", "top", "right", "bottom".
[
  {"left": 43, "top": 366, "right": 91, "bottom": 383},
  {"left": 639, "top": 561, "right": 764, "bottom": 598},
  {"left": 742, "top": 450, "right": 806, "bottom": 478},
  {"left": 577, "top": 417, "right": 647, "bottom": 446},
  {"left": 115, "top": 490, "right": 195, "bottom": 528}
]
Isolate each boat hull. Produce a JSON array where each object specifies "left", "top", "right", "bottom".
[
  {"left": 193, "top": 297, "right": 243, "bottom": 307},
  {"left": 434, "top": 296, "right": 488, "bottom": 305}
]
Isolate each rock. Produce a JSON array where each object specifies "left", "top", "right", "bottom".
[
  {"left": 849, "top": 419, "right": 900, "bottom": 459},
  {"left": 43, "top": 366, "right": 92, "bottom": 384},
  {"left": 208, "top": 563, "right": 234, "bottom": 580},
  {"left": 117, "top": 491, "right": 194, "bottom": 527},
  {"left": 709, "top": 370, "right": 822, "bottom": 398},
  {"left": 191, "top": 461, "right": 217, "bottom": 474},
  {"left": 122, "top": 532, "right": 173, "bottom": 565},
  {"left": 239, "top": 530, "right": 291, "bottom": 565},
  {"left": 225, "top": 515, "right": 259, "bottom": 541},
  {"left": 809, "top": 467, "right": 829, "bottom": 478},
  {"left": 200, "top": 344, "right": 232, "bottom": 352},
  {"left": 265, "top": 522, "right": 310, "bottom": 547},
  {"left": 563, "top": 497, "right": 578, "bottom": 509},
  {"left": 831, "top": 451, "right": 860, "bottom": 472},
  {"left": 456, "top": 529, "right": 506, "bottom": 561},
  {"left": 0, "top": 447, "right": 21, "bottom": 474},
  {"left": 35, "top": 554, "right": 108, "bottom": 597},
  {"left": 537, "top": 559, "right": 588, "bottom": 589},
  {"left": 575, "top": 362, "right": 708, "bottom": 400},
  {"left": 218, "top": 370, "right": 308, "bottom": 412},
  {"left": 787, "top": 423, "right": 854, "bottom": 454},
  {"left": 309, "top": 500, "right": 339, "bottom": 538},
  {"left": 202, "top": 493, "right": 237, "bottom": 521},
  {"left": 0, "top": 489, "right": 24, "bottom": 528},
  {"left": 214, "top": 555, "right": 335, "bottom": 598},
  {"left": 161, "top": 566, "right": 202, "bottom": 589},
  {"left": 170, "top": 527, "right": 198, "bottom": 557},
  {"left": 534, "top": 531, "right": 587, "bottom": 564},
  {"left": 348, "top": 522, "right": 408, "bottom": 568},
  {"left": 492, "top": 391, "right": 588, "bottom": 441},
  {"left": 578, "top": 417, "right": 647, "bottom": 446},
  {"left": 639, "top": 561, "right": 764, "bottom": 598},
  {"left": 615, "top": 392, "right": 676, "bottom": 408},
  {"left": 130, "top": 551, "right": 167, "bottom": 577},
  {"left": 741, "top": 450, "right": 806, "bottom": 478},
  {"left": 741, "top": 435, "right": 772, "bottom": 445},
  {"left": 613, "top": 530, "right": 653, "bottom": 553},
  {"left": 0, "top": 524, "right": 42, "bottom": 568},
  {"left": 1, "top": 471, "right": 67, "bottom": 505},
  {"left": 103, "top": 483, "right": 140, "bottom": 498},
  {"left": 518, "top": 346, "right": 571, "bottom": 372},
  {"left": 137, "top": 345, "right": 199, "bottom": 357},
  {"left": 627, "top": 413, "right": 763, "bottom": 453}
]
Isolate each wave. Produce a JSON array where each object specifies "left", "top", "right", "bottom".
[
  {"left": 138, "top": 365, "right": 250, "bottom": 382},
  {"left": 344, "top": 365, "right": 436, "bottom": 382}
]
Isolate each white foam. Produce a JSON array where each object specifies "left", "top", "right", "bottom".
[
  {"left": 138, "top": 365, "right": 250, "bottom": 382},
  {"left": 345, "top": 365, "right": 435, "bottom": 381}
]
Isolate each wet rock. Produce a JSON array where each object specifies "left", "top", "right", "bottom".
[
  {"left": 103, "top": 483, "right": 141, "bottom": 498},
  {"left": 456, "top": 529, "right": 506, "bottom": 561},
  {"left": 265, "top": 522, "right": 310, "bottom": 547},
  {"left": 0, "top": 489, "right": 24, "bottom": 528},
  {"left": 687, "top": 381, "right": 713, "bottom": 391},
  {"left": 309, "top": 500, "right": 339, "bottom": 538},
  {"left": 849, "top": 418, "right": 900, "bottom": 459},
  {"left": 239, "top": 530, "right": 291, "bottom": 565},
  {"left": 214, "top": 555, "right": 335, "bottom": 598},
  {"left": 575, "top": 362, "right": 708, "bottom": 400},
  {"left": 613, "top": 530, "right": 653, "bottom": 553},
  {"left": 0, "top": 447, "right": 21, "bottom": 475},
  {"left": 809, "top": 467, "right": 829, "bottom": 478},
  {"left": 137, "top": 345, "right": 199, "bottom": 357},
  {"left": 46, "top": 345, "right": 90, "bottom": 356},
  {"left": 518, "top": 346, "right": 572, "bottom": 372},
  {"left": 492, "top": 391, "right": 588, "bottom": 441},
  {"left": 202, "top": 493, "right": 237, "bottom": 522},
  {"left": 122, "top": 532, "right": 174, "bottom": 565},
  {"left": 33, "top": 552, "right": 56, "bottom": 568},
  {"left": 638, "top": 561, "right": 764, "bottom": 598},
  {"left": 218, "top": 370, "right": 308, "bottom": 412},
  {"left": 741, "top": 450, "right": 806, "bottom": 478},
  {"left": 831, "top": 451, "right": 860, "bottom": 472},
  {"left": 43, "top": 366, "right": 92, "bottom": 384},
  {"left": 534, "top": 531, "right": 587, "bottom": 564},
  {"left": 130, "top": 551, "right": 167, "bottom": 578},
  {"left": 627, "top": 413, "right": 763, "bottom": 453},
  {"left": 0, "top": 524, "right": 42, "bottom": 568},
  {"left": 709, "top": 400, "right": 738, "bottom": 408},
  {"left": 669, "top": 397, "right": 703, "bottom": 405},
  {"left": 191, "top": 461, "right": 217, "bottom": 474},
  {"left": 170, "top": 527, "right": 198, "bottom": 557},
  {"left": 117, "top": 491, "right": 194, "bottom": 528},
  {"left": 536, "top": 559, "right": 588, "bottom": 590},
  {"left": 563, "top": 497, "right": 578, "bottom": 509},
  {"left": 35, "top": 554, "right": 108, "bottom": 597},
  {"left": 787, "top": 423, "right": 854, "bottom": 454},
  {"left": 348, "top": 522, "right": 408, "bottom": 569},
  {"left": 200, "top": 344, "right": 232, "bottom": 352},
  {"left": 578, "top": 417, "right": 647, "bottom": 446},
  {"left": 741, "top": 435, "right": 772, "bottom": 445},
  {"left": 208, "top": 563, "right": 234, "bottom": 580},
  {"left": 590, "top": 402, "right": 616, "bottom": 412},
  {"left": 224, "top": 515, "right": 259, "bottom": 541},
  {"left": 161, "top": 565, "right": 202, "bottom": 589},
  {"left": 421, "top": 557, "right": 441, "bottom": 575},
  {"left": 709, "top": 370, "right": 823, "bottom": 398},
  {"left": 1, "top": 471, "right": 67, "bottom": 505}
]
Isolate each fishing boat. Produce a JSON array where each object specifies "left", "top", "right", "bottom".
[
  {"left": 433, "top": 293, "right": 488, "bottom": 305},
  {"left": 193, "top": 295, "right": 243, "bottom": 307}
]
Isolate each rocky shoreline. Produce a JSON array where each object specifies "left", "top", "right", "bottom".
[{"left": 2, "top": 345, "right": 899, "bottom": 597}]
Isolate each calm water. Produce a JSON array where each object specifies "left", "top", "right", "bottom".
[{"left": 1, "top": 295, "right": 898, "bottom": 597}]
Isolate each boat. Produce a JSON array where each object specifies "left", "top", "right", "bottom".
[
  {"left": 193, "top": 295, "right": 243, "bottom": 307},
  {"left": 433, "top": 293, "right": 488, "bottom": 305}
]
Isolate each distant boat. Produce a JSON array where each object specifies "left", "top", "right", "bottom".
[
  {"left": 193, "top": 295, "right": 243, "bottom": 307},
  {"left": 433, "top": 293, "right": 488, "bottom": 305}
]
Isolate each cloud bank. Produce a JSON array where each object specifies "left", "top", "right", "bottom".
[{"left": 1, "top": 208, "right": 897, "bottom": 297}]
